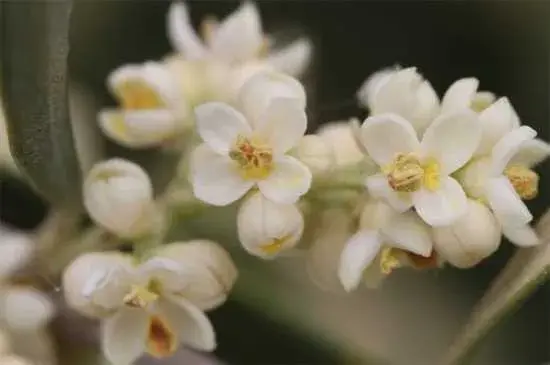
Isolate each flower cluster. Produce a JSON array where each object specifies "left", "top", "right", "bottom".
[{"left": 54, "top": 2, "right": 550, "bottom": 364}]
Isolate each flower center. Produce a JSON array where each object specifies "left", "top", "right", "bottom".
[
  {"left": 117, "top": 80, "right": 164, "bottom": 110},
  {"left": 123, "top": 280, "right": 162, "bottom": 309},
  {"left": 229, "top": 135, "right": 274, "bottom": 180},
  {"left": 504, "top": 165, "right": 539, "bottom": 200},
  {"left": 385, "top": 153, "right": 440, "bottom": 192},
  {"left": 380, "top": 247, "right": 401, "bottom": 275},
  {"left": 146, "top": 315, "right": 178, "bottom": 358},
  {"left": 260, "top": 234, "right": 292, "bottom": 255}
]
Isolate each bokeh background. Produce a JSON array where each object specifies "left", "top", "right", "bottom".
[{"left": 1, "top": 1, "right": 549, "bottom": 364}]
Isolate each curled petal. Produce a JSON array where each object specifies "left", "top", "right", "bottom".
[
  {"left": 338, "top": 230, "right": 381, "bottom": 292},
  {"left": 167, "top": 2, "right": 207, "bottom": 59},
  {"left": 485, "top": 176, "right": 532, "bottom": 227},
  {"left": 101, "top": 308, "right": 148, "bottom": 365},
  {"left": 265, "top": 38, "right": 312, "bottom": 77},
  {"left": 509, "top": 138, "right": 550, "bottom": 168},
  {"left": 440, "top": 77, "right": 479, "bottom": 113},
  {"left": 257, "top": 155, "right": 311, "bottom": 204},
  {"left": 490, "top": 126, "right": 537, "bottom": 175}
]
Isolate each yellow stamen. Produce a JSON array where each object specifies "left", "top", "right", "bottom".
[
  {"left": 385, "top": 153, "right": 425, "bottom": 192},
  {"left": 504, "top": 165, "right": 539, "bottom": 200},
  {"left": 260, "top": 235, "right": 291, "bottom": 255},
  {"left": 123, "top": 285, "right": 159, "bottom": 309},
  {"left": 380, "top": 248, "right": 401, "bottom": 275},
  {"left": 229, "top": 135, "right": 273, "bottom": 180},
  {"left": 146, "top": 315, "right": 178, "bottom": 358},
  {"left": 116, "top": 81, "right": 164, "bottom": 110}
]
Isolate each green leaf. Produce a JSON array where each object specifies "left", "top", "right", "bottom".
[
  {"left": 1, "top": 0, "right": 82, "bottom": 208},
  {"left": 442, "top": 209, "right": 550, "bottom": 365}
]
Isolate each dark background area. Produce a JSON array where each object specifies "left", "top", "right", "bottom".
[{"left": 1, "top": 1, "right": 549, "bottom": 364}]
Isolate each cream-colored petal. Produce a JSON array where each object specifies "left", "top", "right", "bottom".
[
  {"left": 369, "top": 67, "right": 420, "bottom": 117},
  {"left": 485, "top": 176, "right": 532, "bottom": 227},
  {"left": 360, "top": 113, "right": 420, "bottom": 166},
  {"left": 191, "top": 144, "right": 254, "bottom": 206},
  {"left": 502, "top": 224, "right": 539, "bottom": 247},
  {"left": 420, "top": 109, "right": 480, "bottom": 174},
  {"left": 338, "top": 230, "right": 382, "bottom": 292},
  {"left": 0, "top": 288, "right": 54, "bottom": 331},
  {"left": 257, "top": 155, "right": 311, "bottom": 204},
  {"left": 383, "top": 211, "right": 432, "bottom": 257},
  {"left": 356, "top": 68, "right": 394, "bottom": 109},
  {"left": 161, "top": 296, "right": 216, "bottom": 351},
  {"left": 413, "top": 176, "right": 468, "bottom": 226},
  {"left": 509, "top": 138, "right": 550, "bottom": 168},
  {"left": 195, "top": 102, "right": 251, "bottom": 155},
  {"left": 411, "top": 80, "right": 440, "bottom": 134},
  {"left": 265, "top": 38, "right": 312, "bottom": 77},
  {"left": 210, "top": 2, "right": 263, "bottom": 63},
  {"left": 0, "top": 227, "right": 33, "bottom": 279},
  {"left": 257, "top": 97, "right": 307, "bottom": 154},
  {"left": 101, "top": 308, "right": 148, "bottom": 365},
  {"left": 440, "top": 77, "right": 479, "bottom": 113},
  {"left": 490, "top": 126, "right": 537, "bottom": 175},
  {"left": 365, "top": 174, "right": 413, "bottom": 213},
  {"left": 476, "top": 97, "right": 518, "bottom": 155},
  {"left": 167, "top": 2, "right": 207, "bottom": 59}
]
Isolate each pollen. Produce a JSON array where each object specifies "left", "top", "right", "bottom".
[
  {"left": 123, "top": 285, "right": 159, "bottom": 309},
  {"left": 117, "top": 80, "right": 164, "bottom": 110},
  {"left": 504, "top": 165, "right": 539, "bottom": 200},
  {"left": 229, "top": 135, "right": 273, "bottom": 180},
  {"left": 147, "top": 315, "right": 178, "bottom": 358},
  {"left": 380, "top": 247, "right": 401, "bottom": 275},
  {"left": 260, "top": 235, "right": 291, "bottom": 255},
  {"left": 385, "top": 153, "right": 425, "bottom": 192}
]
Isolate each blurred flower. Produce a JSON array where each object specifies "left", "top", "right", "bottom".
[
  {"left": 361, "top": 111, "right": 481, "bottom": 226},
  {"left": 432, "top": 199, "right": 501, "bottom": 268},
  {"left": 191, "top": 72, "right": 311, "bottom": 206},
  {"left": 290, "top": 135, "right": 333, "bottom": 174},
  {"left": 0, "top": 355, "right": 36, "bottom": 365},
  {"left": 237, "top": 192, "right": 304, "bottom": 259},
  {"left": 0, "top": 226, "right": 34, "bottom": 279},
  {"left": 0, "top": 288, "right": 54, "bottom": 332},
  {"left": 83, "top": 159, "right": 156, "bottom": 239},
  {"left": 357, "top": 67, "right": 440, "bottom": 134},
  {"left": 440, "top": 77, "right": 496, "bottom": 115},
  {"left": 338, "top": 199, "right": 432, "bottom": 291},
  {"left": 458, "top": 126, "right": 548, "bottom": 247},
  {"left": 99, "top": 62, "right": 188, "bottom": 148},
  {"left": 317, "top": 120, "right": 366, "bottom": 168},
  {"left": 63, "top": 241, "right": 236, "bottom": 364}
]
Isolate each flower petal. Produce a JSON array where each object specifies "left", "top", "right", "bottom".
[
  {"left": 356, "top": 67, "right": 394, "bottom": 109},
  {"left": 0, "top": 287, "right": 54, "bottom": 331},
  {"left": 420, "top": 109, "right": 480, "bottom": 174},
  {"left": 191, "top": 144, "right": 253, "bottom": 206},
  {"left": 485, "top": 176, "right": 532, "bottom": 227},
  {"left": 257, "top": 97, "right": 307, "bottom": 154},
  {"left": 101, "top": 308, "right": 148, "bottom": 365},
  {"left": 360, "top": 113, "right": 420, "bottom": 166},
  {"left": 162, "top": 296, "right": 216, "bottom": 351},
  {"left": 257, "top": 156, "right": 311, "bottom": 203},
  {"left": 440, "top": 77, "right": 479, "bottom": 114},
  {"left": 490, "top": 126, "right": 537, "bottom": 175},
  {"left": 502, "top": 224, "right": 540, "bottom": 247},
  {"left": 0, "top": 227, "right": 33, "bottom": 279},
  {"left": 368, "top": 67, "right": 420, "bottom": 117},
  {"left": 265, "top": 38, "right": 312, "bottom": 77},
  {"left": 383, "top": 212, "right": 432, "bottom": 257},
  {"left": 166, "top": 2, "right": 207, "bottom": 59},
  {"left": 476, "top": 97, "right": 518, "bottom": 155},
  {"left": 195, "top": 102, "right": 251, "bottom": 155},
  {"left": 338, "top": 230, "right": 382, "bottom": 292},
  {"left": 413, "top": 176, "right": 468, "bottom": 226},
  {"left": 365, "top": 174, "right": 413, "bottom": 212},
  {"left": 509, "top": 138, "right": 550, "bottom": 168},
  {"left": 210, "top": 2, "right": 263, "bottom": 63}
]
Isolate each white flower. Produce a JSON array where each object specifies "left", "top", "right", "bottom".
[
  {"left": 338, "top": 199, "right": 432, "bottom": 291},
  {"left": 83, "top": 159, "right": 156, "bottom": 239},
  {"left": 440, "top": 77, "right": 496, "bottom": 115},
  {"left": 0, "top": 226, "right": 34, "bottom": 279},
  {"left": 291, "top": 135, "right": 333, "bottom": 174},
  {"left": 458, "top": 126, "right": 549, "bottom": 247},
  {"left": 361, "top": 111, "right": 481, "bottom": 226},
  {"left": 99, "top": 61, "right": 187, "bottom": 148},
  {"left": 357, "top": 67, "right": 440, "bottom": 134},
  {"left": 432, "top": 199, "right": 501, "bottom": 268},
  {"left": 62, "top": 241, "right": 237, "bottom": 364},
  {"left": 237, "top": 192, "right": 304, "bottom": 259},
  {"left": 167, "top": 1, "right": 312, "bottom": 76},
  {"left": 191, "top": 72, "right": 311, "bottom": 206}
]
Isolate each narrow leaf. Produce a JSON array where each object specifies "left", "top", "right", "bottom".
[
  {"left": 442, "top": 208, "right": 550, "bottom": 365},
  {"left": 1, "top": 0, "right": 82, "bottom": 208}
]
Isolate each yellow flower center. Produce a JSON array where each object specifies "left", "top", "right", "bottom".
[
  {"left": 116, "top": 80, "right": 164, "bottom": 110},
  {"left": 229, "top": 135, "right": 274, "bottom": 180},
  {"left": 123, "top": 280, "right": 162, "bottom": 309},
  {"left": 504, "top": 165, "right": 539, "bottom": 200},
  {"left": 146, "top": 315, "right": 178, "bottom": 358},
  {"left": 260, "top": 234, "right": 292, "bottom": 255},
  {"left": 380, "top": 247, "right": 401, "bottom": 275},
  {"left": 384, "top": 153, "right": 440, "bottom": 192}
]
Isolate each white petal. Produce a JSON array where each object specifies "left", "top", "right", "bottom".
[
  {"left": 440, "top": 77, "right": 479, "bottom": 113},
  {"left": 210, "top": 2, "right": 263, "bottom": 63},
  {"left": 420, "top": 109, "right": 481, "bottom": 174},
  {"left": 383, "top": 212, "right": 432, "bottom": 257},
  {"left": 502, "top": 224, "right": 539, "bottom": 247},
  {"left": 0, "top": 288, "right": 54, "bottom": 331},
  {"left": 167, "top": 2, "right": 207, "bottom": 59},
  {"left": 476, "top": 97, "right": 518, "bottom": 155},
  {"left": 360, "top": 113, "right": 420, "bottom": 166},
  {"left": 0, "top": 227, "right": 33, "bottom": 278},
  {"left": 413, "top": 176, "right": 468, "bottom": 226},
  {"left": 190, "top": 144, "right": 253, "bottom": 206},
  {"left": 368, "top": 67, "right": 420, "bottom": 117},
  {"left": 485, "top": 176, "right": 532, "bottom": 227},
  {"left": 101, "top": 308, "right": 148, "bottom": 365},
  {"left": 356, "top": 68, "right": 394, "bottom": 109},
  {"left": 239, "top": 71, "right": 306, "bottom": 128},
  {"left": 195, "top": 102, "right": 251, "bottom": 155},
  {"left": 365, "top": 174, "right": 413, "bottom": 212},
  {"left": 265, "top": 38, "right": 312, "bottom": 77},
  {"left": 490, "top": 126, "right": 537, "bottom": 175},
  {"left": 257, "top": 97, "right": 307, "bottom": 154},
  {"left": 338, "top": 230, "right": 382, "bottom": 292},
  {"left": 257, "top": 155, "right": 311, "bottom": 204},
  {"left": 162, "top": 296, "right": 216, "bottom": 351},
  {"left": 412, "top": 80, "right": 440, "bottom": 133},
  {"left": 509, "top": 138, "right": 550, "bottom": 168}
]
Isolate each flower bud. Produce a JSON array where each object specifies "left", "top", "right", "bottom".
[
  {"left": 0, "top": 226, "right": 33, "bottom": 278},
  {"left": 237, "top": 192, "right": 304, "bottom": 259},
  {"left": 0, "top": 287, "right": 54, "bottom": 331},
  {"left": 153, "top": 240, "right": 238, "bottom": 310},
  {"left": 292, "top": 135, "right": 333, "bottom": 174},
  {"left": 317, "top": 121, "right": 364, "bottom": 167},
  {"left": 83, "top": 159, "right": 155, "bottom": 238},
  {"left": 432, "top": 199, "right": 501, "bottom": 268}
]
